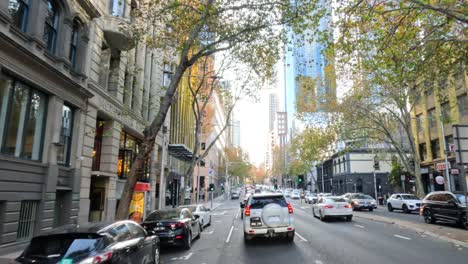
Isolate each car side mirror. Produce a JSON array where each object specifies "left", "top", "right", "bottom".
[
  {"left": 448, "top": 200, "right": 458, "bottom": 206},
  {"left": 240, "top": 202, "right": 245, "bottom": 208},
  {"left": 194, "top": 215, "right": 200, "bottom": 219}
]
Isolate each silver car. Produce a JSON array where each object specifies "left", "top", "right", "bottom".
[{"left": 348, "top": 193, "right": 377, "bottom": 211}]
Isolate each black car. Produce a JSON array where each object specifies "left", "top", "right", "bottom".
[
  {"left": 142, "top": 208, "right": 201, "bottom": 249},
  {"left": 15, "top": 220, "right": 160, "bottom": 264},
  {"left": 421, "top": 191, "right": 468, "bottom": 229}
]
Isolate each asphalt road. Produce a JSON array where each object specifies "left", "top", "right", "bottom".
[{"left": 160, "top": 198, "right": 468, "bottom": 264}]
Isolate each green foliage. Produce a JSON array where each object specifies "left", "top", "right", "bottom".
[{"left": 389, "top": 160, "right": 406, "bottom": 188}]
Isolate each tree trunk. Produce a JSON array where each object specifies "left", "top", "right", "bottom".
[{"left": 115, "top": 59, "right": 188, "bottom": 220}]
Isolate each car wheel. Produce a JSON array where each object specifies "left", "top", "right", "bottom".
[
  {"left": 402, "top": 204, "right": 410, "bottom": 214},
  {"left": 153, "top": 246, "right": 160, "bottom": 264},
  {"left": 286, "top": 231, "right": 294, "bottom": 243},
  {"left": 319, "top": 211, "right": 326, "bottom": 222},
  {"left": 196, "top": 225, "right": 201, "bottom": 239},
  {"left": 184, "top": 232, "right": 192, "bottom": 250},
  {"left": 369, "top": 208, "right": 373, "bottom": 212},
  {"left": 387, "top": 203, "right": 393, "bottom": 212},
  {"left": 346, "top": 215, "right": 353, "bottom": 221},
  {"left": 423, "top": 209, "right": 436, "bottom": 224},
  {"left": 459, "top": 213, "right": 468, "bottom": 230}
]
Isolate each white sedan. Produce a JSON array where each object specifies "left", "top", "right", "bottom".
[
  {"left": 290, "top": 191, "right": 301, "bottom": 199},
  {"left": 312, "top": 196, "right": 353, "bottom": 221},
  {"left": 180, "top": 204, "right": 212, "bottom": 229}
]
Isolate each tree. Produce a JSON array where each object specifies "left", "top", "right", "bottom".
[
  {"left": 224, "top": 147, "right": 252, "bottom": 183},
  {"left": 328, "top": 0, "right": 466, "bottom": 197},
  {"left": 116, "top": 0, "right": 324, "bottom": 219}
]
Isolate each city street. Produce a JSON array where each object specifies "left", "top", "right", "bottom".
[{"left": 160, "top": 198, "right": 468, "bottom": 264}]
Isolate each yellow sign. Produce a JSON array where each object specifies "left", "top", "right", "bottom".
[{"left": 129, "top": 192, "right": 144, "bottom": 223}]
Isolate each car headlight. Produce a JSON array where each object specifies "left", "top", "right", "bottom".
[
  {"left": 353, "top": 201, "right": 359, "bottom": 204},
  {"left": 371, "top": 201, "right": 376, "bottom": 204}
]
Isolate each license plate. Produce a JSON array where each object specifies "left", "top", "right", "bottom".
[{"left": 155, "top": 227, "right": 165, "bottom": 231}]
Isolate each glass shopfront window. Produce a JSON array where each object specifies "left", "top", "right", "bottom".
[
  {"left": 0, "top": 78, "right": 46, "bottom": 161},
  {"left": 117, "top": 132, "right": 150, "bottom": 181}
]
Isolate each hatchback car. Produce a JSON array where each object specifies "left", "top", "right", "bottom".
[
  {"left": 179, "top": 204, "right": 211, "bottom": 229},
  {"left": 15, "top": 221, "right": 160, "bottom": 264},
  {"left": 313, "top": 196, "right": 353, "bottom": 221},
  {"left": 241, "top": 193, "right": 295, "bottom": 243},
  {"left": 231, "top": 191, "right": 240, "bottom": 199},
  {"left": 387, "top": 193, "right": 421, "bottom": 213},
  {"left": 142, "top": 208, "right": 201, "bottom": 249},
  {"left": 420, "top": 191, "right": 467, "bottom": 229}
]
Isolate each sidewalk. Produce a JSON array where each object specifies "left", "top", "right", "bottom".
[{"left": 354, "top": 211, "right": 468, "bottom": 248}]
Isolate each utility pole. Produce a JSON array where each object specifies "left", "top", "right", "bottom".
[
  {"left": 196, "top": 130, "right": 202, "bottom": 204},
  {"left": 321, "top": 162, "right": 325, "bottom": 192},
  {"left": 440, "top": 118, "right": 452, "bottom": 191}
]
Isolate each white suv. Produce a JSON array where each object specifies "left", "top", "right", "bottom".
[
  {"left": 387, "top": 193, "right": 421, "bottom": 213},
  {"left": 242, "top": 193, "right": 295, "bottom": 243}
]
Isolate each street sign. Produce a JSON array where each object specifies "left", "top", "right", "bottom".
[
  {"left": 452, "top": 169, "right": 460, "bottom": 175},
  {"left": 435, "top": 176, "right": 445, "bottom": 185},
  {"left": 400, "top": 175, "right": 406, "bottom": 181},
  {"left": 208, "top": 169, "right": 214, "bottom": 176},
  {"left": 435, "top": 162, "right": 451, "bottom": 171}
]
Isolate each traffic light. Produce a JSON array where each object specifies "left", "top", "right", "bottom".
[
  {"left": 373, "top": 155, "right": 380, "bottom": 170},
  {"left": 298, "top": 175, "right": 304, "bottom": 183},
  {"left": 209, "top": 183, "right": 215, "bottom": 192},
  {"left": 274, "top": 184, "right": 278, "bottom": 190}
]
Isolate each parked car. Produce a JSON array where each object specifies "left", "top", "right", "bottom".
[
  {"left": 305, "top": 193, "right": 318, "bottom": 204},
  {"left": 420, "top": 191, "right": 468, "bottom": 229},
  {"left": 284, "top": 189, "right": 292, "bottom": 197},
  {"left": 179, "top": 204, "right": 211, "bottom": 229},
  {"left": 15, "top": 221, "right": 160, "bottom": 264},
  {"left": 231, "top": 191, "right": 240, "bottom": 199},
  {"left": 241, "top": 193, "right": 295, "bottom": 243},
  {"left": 142, "top": 208, "right": 201, "bottom": 250},
  {"left": 348, "top": 193, "right": 377, "bottom": 211},
  {"left": 290, "top": 191, "right": 301, "bottom": 199},
  {"left": 318, "top": 193, "right": 332, "bottom": 198},
  {"left": 313, "top": 196, "right": 353, "bottom": 221},
  {"left": 387, "top": 193, "right": 421, "bottom": 213}
]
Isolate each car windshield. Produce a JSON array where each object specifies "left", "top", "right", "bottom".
[
  {"left": 454, "top": 194, "right": 467, "bottom": 203},
  {"left": 364, "top": 195, "right": 374, "bottom": 199},
  {"left": 401, "top": 195, "right": 419, "bottom": 200},
  {"left": 249, "top": 196, "right": 287, "bottom": 209},
  {"left": 22, "top": 234, "right": 102, "bottom": 262},
  {"left": 145, "top": 209, "right": 181, "bottom": 221},
  {"left": 352, "top": 194, "right": 367, "bottom": 199},
  {"left": 327, "top": 197, "right": 346, "bottom": 203}
]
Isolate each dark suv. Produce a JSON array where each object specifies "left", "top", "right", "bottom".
[{"left": 420, "top": 191, "right": 467, "bottom": 229}]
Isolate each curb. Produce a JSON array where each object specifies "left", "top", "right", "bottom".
[{"left": 354, "top": 214, "right": 468, "bottom": 249}]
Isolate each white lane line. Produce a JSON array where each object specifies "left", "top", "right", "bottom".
[
  {"left": 315, "top": 261, "right": 324, "bottom": 264},
  {"left": 235, "top": 208, "right": 240, "bottom": 219},
  {"left": 394, "top": 235, "right": 411, "bottom": 240},
  {"left": 184, "top": 252, "right": 193, "bottom": 260},
  {"left": 295, "top": 232, "right": 308, "bottom": 242},
  {"left": 226, "top": 225, "right": 234, "bottom": 243},
  {"left": 354, "top": 224, "right": 365, "bottom": 229},
  {"left": 296, "top": 208, "right": 306, "bottom": 213}
]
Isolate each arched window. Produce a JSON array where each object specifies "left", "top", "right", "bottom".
[
  {"left": 9, "top": 0, "right": 30, "bottom": 32},
  {"left": 43, "top": 0, "right": 59, "bottom": 53},
  {"left": 69, "top": 20, "right": 79, "bottom": 68}
]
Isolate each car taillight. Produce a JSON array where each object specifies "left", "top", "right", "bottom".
[
  {"left": 244, "top": 205, "right": 251, "bottom": 216},
  {"left": 79, "top": 251, "right": 113, "bottom": 264},
  {"left": 324, "top": 205, "right": 334, "bottom": 209},
  {"left": 344, "top": 204, "right": 352, "bottom": 208},
  {"left": 287, "top": 203, "right": 293, "bottom": 214},
  {"left": 170, "top": 222, "right": 185, "bottom": 230}
]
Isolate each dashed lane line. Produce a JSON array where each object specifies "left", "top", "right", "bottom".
[
  {"left": 354, "top": 224, "right": 365, "bottom": 229},
  {"left": 226, "top": 225, "right": 234, "bottom": 243},
  {"left": 394, "top": 234, "right": 412, "bottom": 240},
  {"left": 295, "top": 232, "right": 308, "bottom": 242},
  {"left": 184, "top": 253, "right": 193, "bottom": 260}
]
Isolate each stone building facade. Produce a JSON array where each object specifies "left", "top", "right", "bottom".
[{"left": 0, "top": 0, "right": 96, "bottom": 254}]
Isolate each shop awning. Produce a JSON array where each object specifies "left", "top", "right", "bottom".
[{"left": 168, "top": 144, "right": 193, "bottom": 161}]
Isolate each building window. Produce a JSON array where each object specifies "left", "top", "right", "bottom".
[
  {"left": 43, "top": 0, "right": 59, "bottom": 53},
  {"left": 431, "top": 139, "right": 440, "bottom": 159},
  {"left": 57, "top": 105, "right": 73, "bottom": 166},
  {"left": 69, "top": 20, "right": 79, "bottom": 68},
  {"left": 0, "top": 78, "right": 46, "bottom": 161},
  {"left": 118, "top": 132, "right": 138, "bottom": 179},
  {"left": 92, "top": 119, "right": 104, "bottom": 171},
  {"left": 419, "top": 143, "right": 427, "bottom": 161},
  {"left": 163, "top": 63, "right": 173, "bottom": 88},
  {"left": 458, "top": 96, "right": 468, "bottom": 116},
  {"left": 17, "top": 200, "right": 38, "bottom": 241},
  {"left": 110, "top": 0, "right": 126, "bottom": 17},
  {"left": 428, "top": 109, "right": 437, "bottom": 129},
  {"left": 9, "top": 0, "right": 29, "bottom": 32}
]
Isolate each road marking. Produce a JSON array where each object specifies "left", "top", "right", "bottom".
[
  {"left": 354, "top": 224, "right": 365, "bottom": 229},
  {"left": 315, "top": 261, "right": 324, "bottom": 264},
  {"left": 184, "top": 252, "right": 193, "bottom": 260},
  {"left": 295, "top": 232, "right": 308, "bottom": 242},
  {"left": 226, "top": 225, "right": 234, "bottom": 243},
  {"left": 296, "top": 208, "right": 306, "bottom": 213},
  {"left": 235, "top": 209, "right": 240, "bottom": 219},
  {"left": 394, "top": 235, "right": 411, "bottom": 240},
  {"left": 202, "top": 230, "right": 214, "bottom": 234}
]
